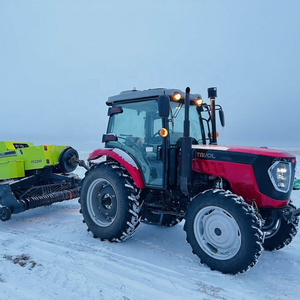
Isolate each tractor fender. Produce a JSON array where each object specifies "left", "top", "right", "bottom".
[{"left": 88, "top": 148, "right": 145, "bottom": 189}]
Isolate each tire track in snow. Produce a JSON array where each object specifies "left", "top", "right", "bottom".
[
  {"left": 1, "top": 188, "right": 300, "bottom": 300},
  {"left": 0, "top": 230, "right": 233, "bottom": 300}
]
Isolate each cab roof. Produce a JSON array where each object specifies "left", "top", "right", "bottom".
[{"left": 107, "top": 88, "right": 202, "bottom": 105}]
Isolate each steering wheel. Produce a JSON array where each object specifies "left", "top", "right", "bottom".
[
  {"left": 152, "top": 131, "right": 160, "bottom": 138},
  {"left": 117, "top": 136, "right": 142, "bottom": 151}
]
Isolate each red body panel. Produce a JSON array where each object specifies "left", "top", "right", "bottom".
[
  {"left": 226, "top": 145, "right": 295, "bottom": 159},
  {"left": 192, "top": 159, "right": 289, "bottom": 207},
  {"left": 193, "top": 144, "right": 295, "bottom": 159},
  {"left": 192, "top": 145, "right": 296, "bottom": 208},
  {"left": 88, "top": 148, "right": 145, "bottom": 189},
  {"left": 88, "top": 145, "right": 295, "bottom": 208}
]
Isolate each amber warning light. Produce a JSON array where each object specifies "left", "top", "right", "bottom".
[{"left": 159, "top": 128, "right": 168, "bottom": 137}]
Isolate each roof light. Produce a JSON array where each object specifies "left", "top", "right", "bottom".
[
  {"left": 172, "top": 92, "right": 182, "bottom": 102},
  {"left": 194, "top": 98, "right": 203, "bottom": 106}
]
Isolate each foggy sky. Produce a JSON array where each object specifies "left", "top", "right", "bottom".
[{"left": 1, "top": 0, "right": 300, "bottom": 151}]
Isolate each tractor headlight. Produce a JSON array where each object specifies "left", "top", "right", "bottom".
[{"left": 268, "top": 161, "right": 292, "bottom": 193}]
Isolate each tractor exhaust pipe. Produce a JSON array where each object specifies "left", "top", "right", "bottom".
[
  {"left": 180, "top": 87, "right": 192, "bottom": 196},
  {"left": 208, "top": 87, "right": 218, "bottom": 145}
]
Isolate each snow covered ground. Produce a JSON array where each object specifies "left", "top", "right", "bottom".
[{"left": 1, "top": 152, "right": 300, "bottom": 300}]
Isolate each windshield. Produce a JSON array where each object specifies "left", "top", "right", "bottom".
[
  {"left": 106, "top": 99, "right": 164, "bottom": 186},
  {"left": 169, "top": 102, "right": 210, "bottom": 145},
  {"left": 105, "top": 99, "right": 213, "bottom": 185}
]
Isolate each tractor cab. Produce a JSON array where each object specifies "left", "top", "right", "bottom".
[{"left": 102, "top": 88, "right": 224, "bottom": 188}]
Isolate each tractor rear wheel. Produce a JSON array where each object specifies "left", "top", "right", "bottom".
[
  {"left": 79, "top": 162, "right": 142, "bottom": 242},
  {"left": 184, "top": 189, "right": 264, "bottom": 274}
]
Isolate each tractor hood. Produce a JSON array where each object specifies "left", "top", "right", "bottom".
[
  {"left": 192, "top": 144, "right": 296, "bottom": 207},
  {"left": 192, "top": 144, "right": 295, "bottom": 159}
]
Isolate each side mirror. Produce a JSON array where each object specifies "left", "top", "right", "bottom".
[
  {"left": 158, "top": 95, "right": 170, "bottom": 118},
  {"left": 102, "top": 133, "right": 118, "bottom": 143},
  {"left": 219, "top": 110, "right": 225, "bottom": 127},
  {"left": 108, "top": 106, "right": 123, "bottom": 116}
]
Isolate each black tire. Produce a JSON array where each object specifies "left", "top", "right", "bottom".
[
  {"left": 142, "top": 212, "right": 183, "bottom": 226},
  {"left": 79, "top": 162, "right": 142, "bottom": 242},
  {"left": 184, "top": 189, "right": 264, "bottom": 274},
  {"left": 0, "top": 206, "right": 12, "bottom": 222},
  {"left": 58, "top": 148, "right": 79, "bottom": 173},
  {"left": 263, "top": 205, "right": 299, "bottom": 251}
]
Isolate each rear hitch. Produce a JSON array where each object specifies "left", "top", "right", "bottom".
[{"left": 78, "top": 159, "right": 89, "bottom": 170}]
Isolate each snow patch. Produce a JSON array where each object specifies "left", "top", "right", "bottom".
[{"left": 113, "top": 148, "right": 138, "bottom": 169}]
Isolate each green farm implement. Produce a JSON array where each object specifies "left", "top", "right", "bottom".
[{"left": 0, "top": 141, "right": 83, "bottom": 221}]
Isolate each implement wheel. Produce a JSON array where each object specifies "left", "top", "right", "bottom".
[{"left": 0, "top": 206, "right": 12, "bottom": 222}]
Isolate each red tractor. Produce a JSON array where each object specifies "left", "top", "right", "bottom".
[{"left": 79, "top": 87, "right": 300, "bottom": 274}]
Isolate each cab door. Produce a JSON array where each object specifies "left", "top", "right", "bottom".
[{"left": 106, "top": 99, "right": 164, "bottom": 187}]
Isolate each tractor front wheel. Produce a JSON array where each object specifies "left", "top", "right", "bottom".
[
  {"left": 263, "top": 204, "right": 299, "bottom": 251},
  {"left": 79, "top": 162, "right": 142, "bottom": 242},
  {"left": 184, "top": 189, "right": 264, "bottom": 274}
]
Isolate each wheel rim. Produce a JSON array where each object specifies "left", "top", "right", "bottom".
[
  {"left": 193, "top": 206, "right": 242, "bottom": 260},
  {"left": 87, "top": 178, "right": 117, "bottom": 227},
  {"left": 263, "top": 219, "right": 281, "bottom": 239}
]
